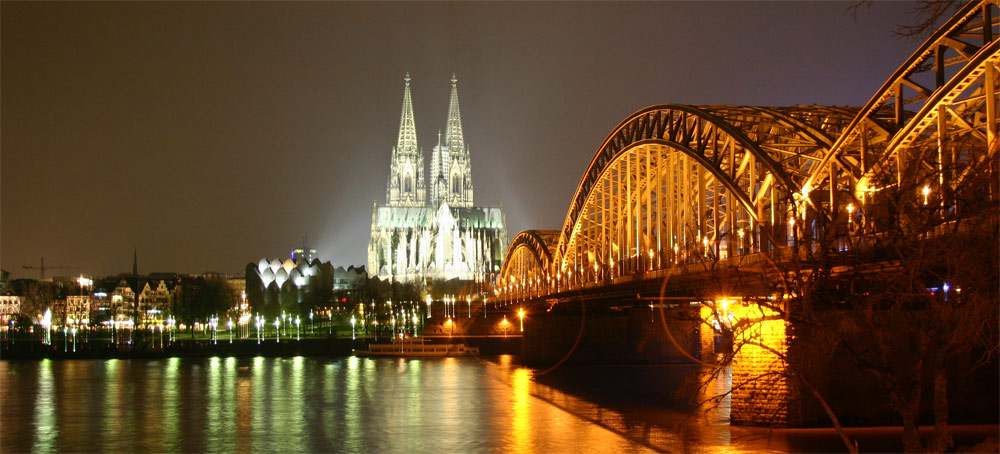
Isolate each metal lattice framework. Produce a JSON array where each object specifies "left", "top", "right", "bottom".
[
  {"left": 496, "top": 1, "right": 1000, "bottom": 299},
  {"left": 803, "top": 0, "right": 1000, "bottom": 220},
  {"left": 497, "top": 230, "right": 559, "bottom": 298}
]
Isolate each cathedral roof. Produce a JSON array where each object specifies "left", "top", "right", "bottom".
[{"left": 372, "top": 204, "right": 504, "bottom": 229}]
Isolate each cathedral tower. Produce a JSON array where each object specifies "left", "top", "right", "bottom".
[
  {"left": 430, "top": 74, "right": 474, "bottom": 207},
  {"left": 386, "top": 73, "right": 426, "bottom": 207}
]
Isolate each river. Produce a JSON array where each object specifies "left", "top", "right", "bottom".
[{"left": 1, "top": 356, "right": 993, "bottom": 453}]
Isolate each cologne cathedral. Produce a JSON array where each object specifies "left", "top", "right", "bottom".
[{"left": 368, "top": 74, "right": 507, "bottom": 283}]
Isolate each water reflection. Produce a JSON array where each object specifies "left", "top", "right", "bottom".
[
  {"left": 32, "top": 360, "right": 56, "bottom": 452},
  {"left": 1, "top": 356, "right": 821, "bottom": 453},
  {"left": 510, "top": 367, "right": 533, "bottom": 453}
]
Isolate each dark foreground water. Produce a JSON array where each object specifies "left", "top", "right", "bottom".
[{"left": 1, "top": 356, "right": 995, "bottom": 453}]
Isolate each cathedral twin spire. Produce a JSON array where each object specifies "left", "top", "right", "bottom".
[
  {"left": 386, "top": 72, "right": 426, "bottom": 207},
  {"left": 396, "top": 73, "right": 419, "bottom": 156},
  {"left": 387, "top": 73, "right": 473, "bottom": 208},
  {"left": 444, "top": 74, "right": 465, "bottom": 156}
]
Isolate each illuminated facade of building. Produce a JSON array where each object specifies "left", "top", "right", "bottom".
[
  {"left": 138, "top": 281, "right": 172, "bottom": 324},
  {"left": 244, "top": 254, "right": 334, "bottom": 314},
  {"left": 0, "top": 296, "right": 21, "bottom": 317},
  {"left": 368, "top": 74, "right": 507, "bottom": 283}
]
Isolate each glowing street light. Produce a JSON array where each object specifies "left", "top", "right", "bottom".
[
  {"left": 295, "top": 316, "right": 301, "bottom": 341},
  {"left": 41, "top": 309, "right": 52, "bottom": 345},
  {"left": 350, "top": 315, "right": 356, "bottom": 340},
  {"left": 518, "top": 308, "right": 525, "bottom": 332},
  {"left": 846, "top": 203, "right": 856, "bottom": 227},
  {"left": 227, "top": 319, "right": 233, "bottom": 343},
  {"left": 425, "top": 294, "right": 432, "bottom": 319},
  {"left": 275, "top": 319, "right": 280, "bottom": 342},
  {"left": 921, "top": 185, "right": 931, "bottom": 205}
]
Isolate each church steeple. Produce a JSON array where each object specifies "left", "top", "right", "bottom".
[
  {"left": 386, "top": 73, "right": 426, "bottom": 207},
  {"left": 444, "top": 73, "right": 465, "bottom": 154},
  {"left": 396, "top": 72, "right": 418, "bottom": 155},
  {"left": 440, "top": 74, "right": 473, "bottom": 207}
]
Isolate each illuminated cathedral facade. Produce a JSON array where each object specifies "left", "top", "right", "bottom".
[{"left": 368, "top": 74, "right": 507, "bottom": 283}]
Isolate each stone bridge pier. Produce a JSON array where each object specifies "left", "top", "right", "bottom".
[{"left": 521, "top": 299, "right": 805, "bottom": 427}]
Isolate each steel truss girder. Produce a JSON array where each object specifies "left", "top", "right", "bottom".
[
  {"left": 496, "top": 1, "right": 1000, "bottom": 296},
  {"left": 554, "top": 104, "right": 848, "bottom": 266},
  {"left": 804, "top": 0, "right": 1000, "bottom": 212},
  {"left": 498, "top": 230, "right": 559, "bottom": 286}
]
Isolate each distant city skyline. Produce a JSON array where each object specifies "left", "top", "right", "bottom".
[{"left": 2, "top": 2, "right": 918, "bottom": 278}]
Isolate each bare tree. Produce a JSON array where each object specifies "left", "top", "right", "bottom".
[{"left": 848, "top": 0, "right": 965, "bottom": 40}]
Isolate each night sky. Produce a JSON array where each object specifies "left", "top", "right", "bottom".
[{"left": 2, "top": 2, "right": 918, "bottom": 278}]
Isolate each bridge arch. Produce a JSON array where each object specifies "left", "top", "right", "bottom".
[
  {"left": 550, "top": 105, "right": 856, "bottom": 279},
  {"left": 496, "top": 1, "right": 999, "bottom": 298},
  {"left": 496, "top": 230, "right": 559, "bottom": 297},
  {"left": 803, "top": 0, "right": 999, "bottom": 222}
]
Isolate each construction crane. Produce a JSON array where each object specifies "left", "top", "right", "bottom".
[{"left": 22, "top": 257, "right": 75, "bottom": 280}]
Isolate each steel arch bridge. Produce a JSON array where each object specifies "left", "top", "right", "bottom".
[{"left": 497, "top": 0, "right": 999, "bottom": 299}]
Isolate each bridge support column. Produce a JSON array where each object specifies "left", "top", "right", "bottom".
[{"left": 700, "top": 303, "right": 800, "bottom": 427}]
